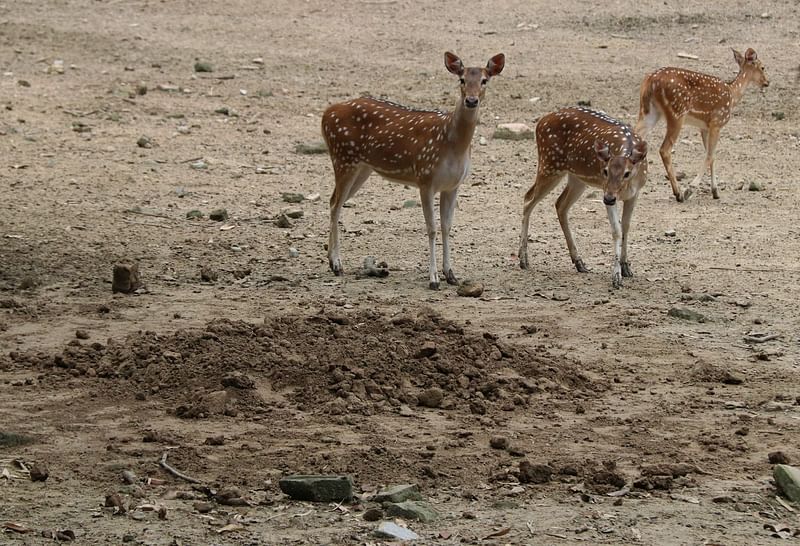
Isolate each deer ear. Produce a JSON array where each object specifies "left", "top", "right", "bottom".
[
  {"left": 445, "top": 52, "right": 464, "bottom": 76},
  {"left": 744, "top": 48, "right": 757, "bottom": 62},
  {"left": 486, "top": 54, "right": 505, "bottom": 77},
  {"left": 732, "top": 48, "right": 744, "bottom": 67},
  {"left": 630, "top": 140, "right": 648, "bottom": 164},
  {"left": 594, "top": 140, "right": 611, "bottom": 162}
]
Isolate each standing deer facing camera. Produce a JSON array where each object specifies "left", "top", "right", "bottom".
[
  {"left": 322, "top": 52, "right": 505, "bottom": 289},
  {"left": 635, "top": 47, "right": 769, "bottom": 201},
  {"left": 519, "top": 107, "right": 648, "bottom": 289}
]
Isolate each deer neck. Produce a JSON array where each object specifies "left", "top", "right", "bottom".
[
  {"left": 727, "top": 69, "right": 752, "bottom": 107},
  {"left": 446, "top": 100, "right": 480, "bottom": 156}
]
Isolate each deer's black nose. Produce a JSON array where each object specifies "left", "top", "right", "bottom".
[
  {"left": 603, "top": 194, "right": 617, "bottom": 206},
  {"left": 465, "top": 97, "right": 479, "bottom": 108}
]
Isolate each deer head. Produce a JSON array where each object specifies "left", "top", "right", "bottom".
[
  {"left": 445, "top": 52, "right": 505, "bottom": 109},
  {"left": 733, "top": 47, "right": 769, "bottom": 88},
  {"left": 594, "top": 140, "right": 648, "bottom": 206}
]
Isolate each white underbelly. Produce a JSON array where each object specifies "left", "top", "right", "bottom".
[{"left": 685, "top": 115, "right": 708, "bottom": 129}]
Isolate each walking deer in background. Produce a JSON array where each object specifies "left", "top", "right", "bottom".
[
  {"left": 519, "top": 107, "right": 648, "bottom": 289},
  {"left": 635, "top": 47, "right": 769, "bottom": 202},
  {"left": 322, "top": 52, "right": 505, "bottom": 289}
]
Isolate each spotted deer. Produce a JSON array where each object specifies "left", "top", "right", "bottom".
[
  {"left": 518, "top": 107, "right": 648, "bottom": 289},
  {"left": 635, "top": 47, "right": 769, "bottom": 202},
  {"left": 321, "top": 52, "right": 505, "bottom": 289}
]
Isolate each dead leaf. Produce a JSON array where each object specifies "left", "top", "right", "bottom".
[
  {"left": 3, "top": 522, "right": 33, "bottom": 533},
  {"left": 217, "top": 523, "right": 245, "bottom": 534},
  {"left": 482, "top": 526, "right": 512, "bottom": 539}
]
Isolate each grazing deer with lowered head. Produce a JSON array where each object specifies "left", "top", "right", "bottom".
[
  {"left": 519, "top": 107, "right": 648, "bottom": 289},
  {"left": 322, "top": 52, "right": 505, "bottom": 289},
  {"left": 635, "top": 47, "right": 769, "bottom": 202}
]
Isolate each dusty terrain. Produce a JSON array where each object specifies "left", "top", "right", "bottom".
[{"left": 1, "top": 0, "right": 799, "bottom": 544}]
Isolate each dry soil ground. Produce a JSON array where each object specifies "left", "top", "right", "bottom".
[{"left": 1, "top": 0, "right": 800, "bottom": 544}]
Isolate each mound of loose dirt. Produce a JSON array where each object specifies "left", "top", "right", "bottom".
[{"left": 10, "top": 308, "right": 598, "bottom": 417}]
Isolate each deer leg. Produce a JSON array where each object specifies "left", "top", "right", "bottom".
[
  {"left": 439, "top": 188, "right": 459, "bottom": 285},
  {"left": 419, "top": 186, "right": 440, "bottom": 290},
  {"left": 660, "top": 119, "right": 689, "bottom": 202},
  {"left": 606, "top": 202, "right": 624, "bottom": 289},
  {"left": 691, "top": 128, "right": 709, "bottom": 193},
  {"left": 519, "top": 171, "right": 563, "bottom": 270},
  {"left": 634, "top": 105, "right": 660, "bottom": 138},
  {"left": 705, "top": 127, "right": 721, "bottom": 199},
  {"left": 556, "top": 175, "right": 588, "bottom": 273},
  {"left": 620, "top": 194, "right": 639, "bottom": 278},
  {"left": 328, "top": 164, "right": 372, "bottom": 276}
]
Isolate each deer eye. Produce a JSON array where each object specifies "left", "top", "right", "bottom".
[
  {"left": 623, "top": 171, "right": 631, "bottom": 179},
  {"left": 602, "top": 168, "right": 609, "bottom": 177},
  {"left": 459, "top": 78, "right": 465, "bottom": 85},
  {"left": 481, "top": 79, "right": 488, "bottom": 86}
]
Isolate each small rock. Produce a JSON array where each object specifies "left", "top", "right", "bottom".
[
  {"left": 204, "top": 435, "right": 225, "bottom": 446},
  {"left": 288, "top": 247, "right": 300, "bottom": 258},
  {"left": 457, "top": 280, "right": 484, "bottom": 297},
  {"left": 489, "top": 436, "right": 510, "bottom": 450},
  {"left": 769, "top": 451, "right": 791, "bottom": 465},
  {"left": 355, "top": 256, "right": 389, "bottom": 279},
  {"left": 294, "top": 142, "right": 328, "bottom": 155},
  {"left": 748, "top": 181, "right": 764, "bottom": 192},
  {"left": 112, "top": 263, "right": 142, "bottom": 294},
  {"left": 721, "top": 371, "right": 744, "bottom": 385},
  {"left": 664, "top": 229, "right": 676, "bottom": 237},
  {"left": 479, "top": 136, "right": 488, "bottom": 146},
  {"left": 375, "top": 521, "right": 419, "bottom": 541},
  {"left": 415, "top": 342, "right": 437, "bottom": 359},
  {"left": 193, "top": 501, "right": 214, "bottom": 513},
  {"left": 189, "top": 160, "right": 207, "bottom": 170},
  {"left": 283, "top": 208, "right": 304, "bottom": 219},
  {"left": 576, "top": 99, "right": 592, "bottom": 106},
  {"left": 274, "top": 213, "right": 292, "bottom": 228},
  {"left": 29, "top": 462, "right": 49, "bottom": 482},
  {"left": 75, "top": 329, "right": 90, "bottom": 340},
  {"left": 385, "top": 500, "right": 438, "bottom": 523},
  {"left": 493, "top": 122, "right": 535, "bottom": 140},
  {"left": 398, "top": 404, "right": 414, "bottom": 417},
  {"left": 186, "top": 209, "right": 204, "bottom": 220},
  {"left": 774, "top": 464, "right": 800, "bottom": 502},
  {"left": 306, "top": 192, "right": 321, "bottom": 202},
  {"left": 209, "top": 209, "right": 228, "bottom": 221},
  {"left": 135, "top": 82, "right": 147, "bottom": 96},
  {"left": 136, "top": 136, "right": 152, "bottom": 149},
  {"left": 772, "top": 111, "right": 785, "bottom": 121},
  {"left": 519, "top": 461, "right": 552, "bottom": 484},
  {"left": 667, "top": 307, "right": 706, "bottom": 323},
  {"left": 374, "top": 484, "right": 423, "bottom": 503},
  {"left": 281, "top": 192, "right": 305, "bottom": 203},
  {"left": 418, "top": 388, "right": 443, "bottom": 408},
  {"left": 363, "top": 507, "right": 383, "bottom": 521},
  {"left": 278, "top": 475, "right": 354, "bottom": 502},
  {"left": 221, "top": 372, "right": 255, "bottom": 389},
  {"left": 121, "top": 470, "right": 138, "bottom": 484},
  {"left": 402, "top": 199, "right": 418, "bottom": 209},
  {"left": 200, "top": 266, "right": 218, "bottom": 282},
  {"left": 194, "top": 61, "right": 213, "bottom": 73}
]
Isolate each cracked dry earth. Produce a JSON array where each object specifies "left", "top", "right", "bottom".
[{"left": 1, "top": 0, "right": 800, "bottom": 544}]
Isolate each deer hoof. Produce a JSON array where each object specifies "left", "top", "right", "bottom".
[
  {"left": 612, "top": 274, "right": 622, "bottom": 289},
  {"left": 518, "top": 250, "right": 529, "bottom": 270},
  {"left": 429, "top": 281, "right": 440, "bottom": 291},
  {"left": 444, "top": 269, "right": 459, "bottom": 285},
  {"left": 329, "top": 260, "right": 343, "bottom": 276},
  {"left": 575, "top": 259, "right": 590, "bottom": 273},
  {"left": 711, "top": 187, "right": 720, "bottom": 199},
  {"left": 621, "top": 262, "right": 633, "bottom": 278}
]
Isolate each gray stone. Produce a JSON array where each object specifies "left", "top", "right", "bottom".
[
  {"left": 112, "top": 263, "right": 142, "bottom": 294},
  {"left": 418, "top": 388, "right": 444, "bottom": 408},
  {"left": 493, "top": 123, "right": 535, "bottom": 141},
  {"left": 457, "top": 280, "right": 484, "bottom": 297},
  {"left": 748, "top": 181, "right": 764, "bottom": 192},
  {"left": 283, "top": 208, "right": 304, "bottom": 219},
  {"left": 375, "top": 521, "right": 419, "bottom": 541},
  {"left": 374, "top": 484, "right": 423, "bottom": 503},
  {"left": 281, "top": 192, "right": 305, "bottom": 203},
  {"left": 774, "top": 465, "right": 800, "bottom": 502},
  {"left": 294, "top": 142, "right": 328, "bottom": 155},
  {"left": 385, "top": 500, "right": 438, "bottom": 523},
  {"left": 209, "top": 209, "right": 228, "bottom": 222},
  {"left": 278, "top": 475, "right": 353, "bottom": 502},
  {"left": 667, "top": 307, "right": 706, "bottom": 323},
  {"left": 194, "top": 61, "right": 213, "bottom": 73}
]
